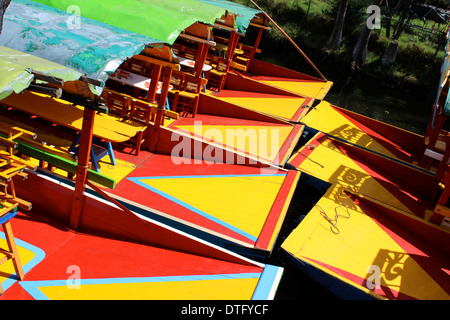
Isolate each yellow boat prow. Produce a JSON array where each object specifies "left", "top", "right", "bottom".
[{"left": 282, "top": 185, "right": 450, "bottom": 300}]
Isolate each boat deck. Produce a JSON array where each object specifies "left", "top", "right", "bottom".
[
  {"left": 0, "top": 208, "right": 282, "bottom": 300},
  {"left": 243, "top": 76, "right": 332, "bottom": 102},
  {"left": 301, "top": 101, "right": 424, "bottom": 163},
  {"left": 282, "top": 126, "right": 450, "bottom": 300},
  {"left": 211, "top": 89, "right": 311, "bottom": 122},
  {"left": 167, "top": 113, "right": 303, "bottom": 165},
  {"left": 0, "top": 73, "right": 306, "bottom": 259},
  {"left": 287, "top": 132, "right": 435, "bottom": 217},
  {"left": 281, "top": 184, "right": 450, "bottom": 300},
  {"left": 98, "top": 148, "right": 300, "bottom": 255},
  {"left": 243, "top": 59, "right": 333, "bottom": 101}
]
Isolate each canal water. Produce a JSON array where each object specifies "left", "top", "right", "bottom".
[{"left": 260, "top": 44, "right": 437, "bottom": 300}]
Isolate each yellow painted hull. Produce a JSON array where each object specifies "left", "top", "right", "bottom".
[
  {"left": 282, "top": 186, "right": 450, "bottom": 300},
  {"left": 284, "top": 130, "right": 450, "bottom": 300}
]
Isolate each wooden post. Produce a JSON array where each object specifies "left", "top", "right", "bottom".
[
  {"left": 147, "top": 66, "right": 172, "bottom": 152},
  {"left": 226, "top": 31, "right": 238, "bottom": 61},
  {"left": 69, "top": 107, "right": 95, "bottom": 230},
  {"left": 194, "top": 42, "right": 209, "bottom": 77},
  {"left": 419, "top": 104, "right": 447, "bottom": 167},
  {"left": 432, "top": 158, "right": 450, "bottom": 225},
  {"left": 250, "top": 27, "right": 264, "bottom": 60},
  {"left": 3, "top": 218, "right": 24, "bottom": 281},
  {"left": 146, "top": 64, "right": 162, "bottom": 103},
  {"left": 158, "top": 66, "right": 172, "bottom": 111}
]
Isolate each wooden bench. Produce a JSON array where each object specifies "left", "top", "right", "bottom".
[
  {"left": 232, "top": 44, "right": 262, "bottom": 71},
  {"left": 101, "top": 88, "right": 179, "bottom": 122},
  {"left": 0, "top": 91, "right": 148, "bottom": 175},
  {"left": 207, "top": 58, "right": 230, "bottom": 91}
]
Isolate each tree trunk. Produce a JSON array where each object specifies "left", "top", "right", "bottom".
[
  {"left": 384, "top": 0, "right": 392, "bottom": 38},
  {"left": 351, "top": 0, "right": 383, "bottom": 70},
  {"left": 381, "top": 40, "right": 398, "bottom": 64},
  {"left": 327, "top": 0, "right": 349, "bottom": 49},
  {"left": 0, "top": 0, "right": 11, "bottom": 35},
  {"left": 352, "top": 25, "right": 372, "bottom": 67},
  {"left": 391, "top": 0, "right": 413, "bottom": 37},
  {"left": 382, "top": 0, "right": 413, "bottom": 65}
]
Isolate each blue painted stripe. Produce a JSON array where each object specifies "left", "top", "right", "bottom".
[
  {"left": 127, "top": 176, "right": 275, "bottom": 242},
  {"left": 130, "top": 174, "right": 286, "bottom": 179},
  {"left": 0, "top": 232, "right": 45, "bottom": 292},
  {"left": 251, "top": 265, "right": 283, "bottom": 300},
  {"left": 20, "top": 272, "right": 262, "bottom": 300},
  {"left": 20, "top": 281, "right": 55, "bottom": 300}
]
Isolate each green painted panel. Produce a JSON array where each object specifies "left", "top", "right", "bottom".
[
  {"left": 16, "top": 139, "right": 116, "bottom": 189},
  {"left": 30, "top": 0, "right": 228, "bottom": 44}
]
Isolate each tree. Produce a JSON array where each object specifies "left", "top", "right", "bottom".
[
  {"left": 384, "top": 0, "right": 393, "bottom": 38},
  {"left": 0, "top": 0, "right": 11, "bottom": 35},
  {"left": 351, "top": 0, "right": 383, "bottom": 70},
  {"left": 327, "top": 0, "right": 349, "bottom": 49},
  {"left": 382, "top": 0, "right": 414, "bottom": 65}
]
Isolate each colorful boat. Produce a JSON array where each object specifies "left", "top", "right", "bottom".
[
  {"left": 281, "top": 30, "right": 450, "bottom": 299},
  {"left": 2, "top": 0, "right": 446, "bottom": 301},
  {"left": 0, "top": 45, "right": 288, "bottom": 300},
  {"left": 0, "top": 0, "right": 332, "bottom": 300}
]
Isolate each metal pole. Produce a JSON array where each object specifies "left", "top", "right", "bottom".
[{"left": 249, "top": 0, "right": 327, "bottom": 81}]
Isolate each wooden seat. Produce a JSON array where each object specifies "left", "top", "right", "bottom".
[
  {"left": 207, "top": 57, "right": 230, "bottom": 91},
  {"left": 125, "top": 58, "right": 148, "bottom": 76},
  {"left": 205, "top": 53, "right": 218, "bottom": 66},
  {"left": 123, "top": 99, "right": 157, "bottom": 156},
  {"left": 183, "top": 47, "right": 197, "bottom": 61},
  {"left": 170, "top": 71, "right": 201, "bottom": 117},
  {"left": 232, "top": 44, "right": 261, "bottom": 71},
  {"left": 106, "top": 91, "right": 131, "bottom": 119},
  {"left": 169, "top": 70, "right": 186, "bottom": 92},
  {"left": 124, "top": 58, "right": 151, "bottom": 98},
  {"left": 168, "top": 70, "right": 185, "bottom": 110},
  {"left": 130, "top": 99, "right": 156, "bottom": 124},
  {"left": 179, "top": 47, "right": 198, "bottom": 74},
  {"left": 172, "top": 43, "right": 182, "bottom": 56},
  {"left": 0, "top": 134, "right": 33, "bottom": 295},
  {"left": 173, "top": 74, "right": 202, "bottom": 117}
]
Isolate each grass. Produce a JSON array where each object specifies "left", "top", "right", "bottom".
[{"left": 296, "top": 0, "right": 331, "bottom": 15}]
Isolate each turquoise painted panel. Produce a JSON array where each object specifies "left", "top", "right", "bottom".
[
  {"left": 194, "top": 0, "right": 261, "bottom": 34},
  {"left": 0, "top": 0, "right": 162, "bottom": 89}
]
